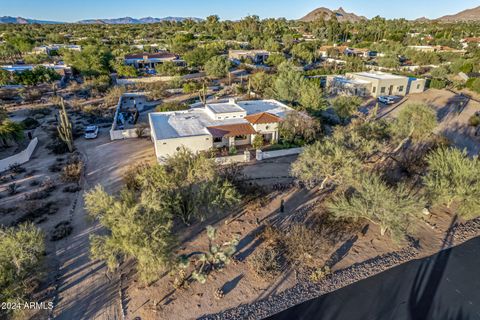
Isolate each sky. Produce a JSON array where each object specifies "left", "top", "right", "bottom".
[{"left": 0, "top": 0, "right": 478, "bottom": 22}]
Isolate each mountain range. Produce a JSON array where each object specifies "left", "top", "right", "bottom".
[
  {"left": 1, "top": 6, "right": 479, "bottom": 25},
  {"left": 436, "top": 5, "right": 480, "bottom": 22},
  {"left": 0, "top": 16, "right": 202, "bottom": 24}
]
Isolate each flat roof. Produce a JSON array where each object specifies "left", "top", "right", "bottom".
[
  {"left": 353, "top": 72, "right": 406, "bottom": 80},
  {"left": 237, "top": 100, "right": 292, "bottom": 118},
  {"left": 206, "top": 102, "right": 245, "bottom": 114},
  {"left": 149, "top": 108, "right": 246, "bottom": 140},
  {"left": 333, "top": 76, "right": 371, "bottom": 85},
  {"left": 150, "top": 99, "right": 292, "bottom": 141}
]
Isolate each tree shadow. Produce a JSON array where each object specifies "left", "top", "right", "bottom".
[
  {"left": 325, "top": 235, "right": 358, "bottom": 268},
  {"left": 221, "top": 274, "right": 244, "bottom": 295}
]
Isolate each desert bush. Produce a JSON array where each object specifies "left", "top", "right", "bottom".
[
  {"left": 63, "top": 185, "right": 81, "bottom": 193},
  {"left": 48, "top": 163, "right": 62, "bottom": 172},
  {"left": 310, "top": 266, "right": 331, "bottom": 282},
  {"left": 468, "top": 114, "right": 480, "bottom": 127},
  {"left": 8, "top": 163, "right": 26, "bottom": 174},
  {"left": 16, "top": 202, "right": 58, "bottom": 225},
  {"left": 282, "top": 224, "right": 325, "bottom": 267},
  {"left": 7, "top": 183, "right": 18, "bottom": 195},
  {"left": 249, "top": 245, "right": 283, "bottom": 280},
  {"left": 21, "top": 117, "right": 40, "bottom": 130},
  {"left": 50, "top": 221, "right": 73, "bottom": 241},
  {"left": 24, "top": 189, "right": 52, "bottom": 201},
  {"left": 61, "top": 159, "right": 83, "bottom": 183}
]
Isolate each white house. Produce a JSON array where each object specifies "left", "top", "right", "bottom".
[
  {"left": 124, "top": 51, "right": 184, "bottom": 70},
  {"left": 228, "top": 50, "right": 270, "bottom": 64},
  {"left": 149, "top": 99, "right": 292, "bottom": 161}
]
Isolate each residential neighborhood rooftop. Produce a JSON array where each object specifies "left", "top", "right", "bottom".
[{"left": 353, "top": 71, "right": 406, "bottom": 80}]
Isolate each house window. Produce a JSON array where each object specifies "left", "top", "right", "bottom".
[
  {"left": 235, "top": 135, "right": 247, "bottom": 140},
  {"left": 417, "top": 84, "right": 420, "bottom": 89},
  {"left": 213, "top": 137, "right": 223, "bottom": 143},
  {"left": 380, "top": 87, "right": 386, "bottom": 94},
  {"left": 372, "top": 87, "right": 376, "bottom": 93},
  {"left": 265, "top": 125, "right": 270, "bottom": 130},
  {"left": 399, "top": 86, "right": 404, "bottom": 92},
  {"left": 205, "top": 138, "right": 209, "bottom": 140}
]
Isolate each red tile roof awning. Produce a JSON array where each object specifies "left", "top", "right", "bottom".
[
  {"left": 207, "top": 123, "right": 257, "bottom": 138},
  {"left": 244, "top": 112, "right": 282, "bottom": 124}
]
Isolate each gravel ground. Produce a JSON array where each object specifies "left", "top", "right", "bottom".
[{"left": 200, "top": 217, "right": 480, "bottom": 320}]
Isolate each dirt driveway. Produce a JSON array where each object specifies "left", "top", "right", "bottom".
[{"left": 52, "top": 129, "right": 155, "bottom": 320}]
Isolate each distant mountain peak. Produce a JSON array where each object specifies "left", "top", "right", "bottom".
[
  {"left": 436, "top": 5, "right": 480, "bottom": 22},
  {"left": 300, "top": 7, "right": 366, "bottom": 22}
]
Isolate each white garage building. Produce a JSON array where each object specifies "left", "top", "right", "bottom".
[{"left": 149, "top": 99, "right": 292, "bottom": 161}]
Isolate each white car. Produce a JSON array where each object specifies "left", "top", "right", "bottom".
[
  {"left": 84, "top": 125, "right": 99, "bottom": 139},
  {"left": 378, "top": 96, "right": 396, "bottom": 105}
]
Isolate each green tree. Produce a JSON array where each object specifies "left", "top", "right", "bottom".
[
  {"left": 115, "top": 64, "right": 138, "bottom": 78},
  {"left": 85, "top": 187, "right": 176, "bottom": 284},
  {"left": 0, "top": 223, "right": 44, "bottom": 311},
  {"left": 299, "top": 80, "right": 328, "bottom": 113},
  {"left": 266, "top": 53, "right": 286, "bottom": 67},
  {"left": 393, "top": 103, "right": 437, "bottom": 144},
  {"left": 424, "top": 147, "right": 480, "bottom": 219},
  {"left": 279, "top": 111, "right": 320, "bottom": 146},
  {"left": 291, "top": 139, "right": 360, "bottom": 189},
  {"left": 63, "top": 45, "right": 113, "bottom": 78},
  {"left": 155, "top": 61, "right": 181, "bottom": 76},
  {"left": 0, "top": 119, "right": 24, "bottom": 147},
  {"left": 273, "top": 61, "right": 303, "bottom": 103},
  {"left": 135, "top": 148, "right": 240, "bottom": 224},
  {"left": 204, "top": 56, "right": 230, "bottom": 78},
  {"left": 327, "top": 174, "right": 424, "bottom": 242},
  {"left": 331, "top": 96, "right": 363, "bottom": 119},
  {"left": 252, "top": 134, "right": 264, "bottom": 150}
]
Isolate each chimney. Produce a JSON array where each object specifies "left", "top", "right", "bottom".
[{"left": 228, "top": 98, "right": 236, "bottom": 104}]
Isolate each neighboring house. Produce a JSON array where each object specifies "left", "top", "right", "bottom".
[
  {"left": 328, "top": 71, "right": 426, "bottom": 97},
  {"left": 1, "top": 63, "right": 71, "bottom": 75},
  {"left": 460, "top": 37, "right": 480, "bottom": 49},
  {"left": 228, "top": 50, "right": 270, "bottom": 64},
  {"left": 149, "top": 99, "right": 292, "bottom": 161},
  {"left": 32, "top": 44, "right": 81, "bottom": 55},
  {"left": 408, "top": 45, "right": 466, "bottom": 54},
  {"left": 124, "top": 51, "right": 184, "bottom": 70},
  {"left": 327, "top": 75, "right": 371, "bottom": 97}
]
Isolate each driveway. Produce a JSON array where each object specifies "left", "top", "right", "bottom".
[{"left": 52, "top": 129, "right": 155, "bottom": 320}]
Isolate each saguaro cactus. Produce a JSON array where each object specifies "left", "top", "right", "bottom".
[
  {"left": 57, "top": 98, "right": 74, "bottom": 153},
  {"left": 198, "top": 82, "right": 207, "bottom": 105}
]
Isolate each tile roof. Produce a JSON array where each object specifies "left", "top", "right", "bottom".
[
  {"left": 244, "top": 112, "right": 282, "bottom": 124},
  {"left": 207, "top": 123, "right": 256, "bottom": 138}
]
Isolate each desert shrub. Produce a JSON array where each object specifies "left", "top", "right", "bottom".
[
  {"left": 40, "top": 177, "right": 56, "bottom": 192},
  {"left": 24, "top": 189, "right": 52, "bottom": 201},
  {"left": 249, "top": 245, "right": 283, "bottom": 280},
  {"left": 430, "top": 78, "right": 447, "bottom": 89},
  {"left": 21, "top": 117, "right": 40, "bottom": 130},
  {"left": 48, "top": 163, "right": 62, "bottom": 172},
  {"left": 46, "top": 138, "right": 69, "bottom": 154},
  {"left": 63, "top": 185, "right": 81, "bottom": 193},
  {"left": 468, "top": 114, "right": 480, "bottom": 127},
  {"left": 282, "top": 224, "right": 325, "bottom": 267},
  {"left": 7, "top": 183, "right": 18, "bottom": 195},
  {"left": 28, "top": 108, "right": 51, "bottom": 117},
  {"left": 50, "top": 221, "right": 73, "bottom": 241},
  {"left": 61, "top": 159, "right": 83, "bottom": 183},
  {"left": 16, "top": 202, "right": 58, "bottom": 225},
  {"left": 8, "top": 163, "right": 26, "bottom": 174},
  {"left": 29, "top": 180, "right": 40, "bottom": 187},
  {"left": 154, "top": 101, "right": 188, "bottom": 112},
  {"left": 310, "top": 266, "right": 331, "bottom": 282},
  {"left": 123, "top": 162, "right": 151, "bottom": 191}
]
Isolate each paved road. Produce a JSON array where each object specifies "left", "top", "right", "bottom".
[{"left": 269, "top": 237, "right": 480, "bottom": 320}]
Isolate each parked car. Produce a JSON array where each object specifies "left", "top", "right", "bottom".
[
  {"left": 84, "top": 125, "right": 99, "bottom": 139},
  {"left": 378, "top": 96, "right": 395, "bottom": 105}
]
